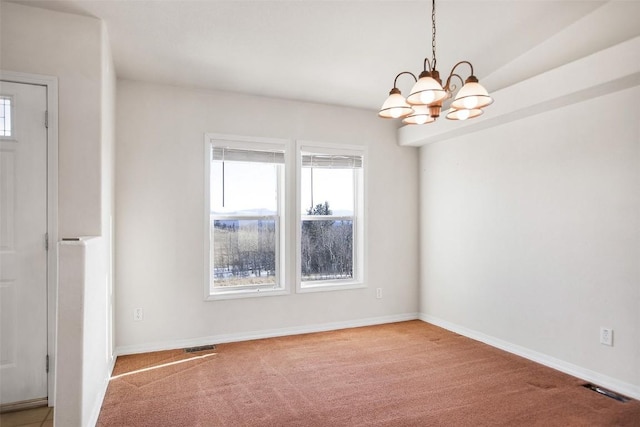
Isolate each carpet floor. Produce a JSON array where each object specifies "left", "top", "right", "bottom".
[{"left": 97, "top": 321, "right": 640, "bottom": 426}]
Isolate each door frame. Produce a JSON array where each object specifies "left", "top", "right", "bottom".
[{"left": 0, "top": 70, "right": 58, "bottom": 406}]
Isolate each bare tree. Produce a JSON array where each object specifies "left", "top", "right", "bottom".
[{"left": 301, "top": 202, "right": 352, "bottom": 280}]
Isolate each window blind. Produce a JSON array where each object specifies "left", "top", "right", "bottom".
[
  {"left": 301, "top": 154, "right": 363, "bottom": 169},
  {"left": 212, "top": 147, "right": 285, "bottom": 164}
]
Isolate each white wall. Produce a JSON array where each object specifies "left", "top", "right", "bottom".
[
  {"left": 1, "top": 2, "right": 103, "bottom": 237},
  {"left": 115, "top": 79, "right": 419, "bottom": 352},
  {"left": 420, "top": 85, "right": 640, "bottom": 394},
  {"left": 100, "top": 18, "right": 117, "bottom": 372},
  {"left": 58, "top": 238, "right": 107, "bottom": 427},
  {"left": 1, "top": 3, "right": 116, "bottom": 425}
]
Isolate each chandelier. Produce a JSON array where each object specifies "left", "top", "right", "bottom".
[{"left": 378, "top": 0, "right": 493, "bottom": 125}]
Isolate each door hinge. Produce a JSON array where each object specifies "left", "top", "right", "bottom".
[
  {"left": 45, "top": 233, "right": 49, "bottom": 250},
  {"left": 46, "top": 354, "right": 49, "bottom": 373},
  {"left": 45, "top": 110, "right": 49, "bottom": 129}
]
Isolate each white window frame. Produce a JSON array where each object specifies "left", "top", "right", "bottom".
[
  {"left": 204, "top": 134, "right": 291, "bottom": 300},
  {"left": 296, "top": 141, "right": 366, "bottom": 293}
]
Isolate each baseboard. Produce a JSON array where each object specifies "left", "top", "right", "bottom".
[
  {"left": 85, "top": 355, "right": 117, "bottom": 427},
  {"left": 419, "top": 313, "right": 640, "bottom": 400},
  {"left": 115, "top": 312, "right": 419, "bottom": 356},
  {"left": 0, "top": 398, "right": 48, "bottom": 414}
]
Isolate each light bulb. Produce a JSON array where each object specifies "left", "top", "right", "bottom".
[
  {"left": 420, "top": 91, "right": 435, "bottom": 105},
  {"left": 457, "top": 109, "right": 470, "bottom": 120},
  {"left": 415, "top": 115, "right": 429, "bottom": 125},
  {"left": 463, "top": 96, "right": 478, "bottom": 109},
  {"left": 390, "top": 108, "right": 403, "bottom": 119}
]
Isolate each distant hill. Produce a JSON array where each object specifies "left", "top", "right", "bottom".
[{"left": 211, "top": 208, "right": 354, "bottom": 216}]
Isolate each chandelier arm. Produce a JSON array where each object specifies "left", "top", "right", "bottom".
[
  {"left": 423, "top": 58, "right": 434, "bottom": 73},
  {"left": 443, "top": 73, "right": 464, "bottom": 93},
  {"left": 446, "top": 61, "right": 475, "bottom": 82},
  {"left": 393, "top": 71, "right": 418, "bottom": 89}
]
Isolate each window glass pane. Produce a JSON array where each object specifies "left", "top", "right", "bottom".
[
  {"left": 212, "top": 219, "right": 276, "bottom": 287},
  {"left": 301, "top": 167, "right": 354, "bottom": 215},
  {"left": 211, "top": 161, "right": 278, "bottom": 215},
  {"left": 0, "top": 97, "right": 10, "bottom": 137},
  {"left": 301, "top": 219, "right": 353, "bottom": 281}
]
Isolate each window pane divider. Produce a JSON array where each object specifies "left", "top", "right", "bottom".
[
  {"left": 213, "top": 283, "right": 279, "bottom": 293},
  {"left": 300, "top": 215, "right": 353, "bottom": 221},
  {"left": 212, "top": 215, "right": 278, "bottom": 221}
]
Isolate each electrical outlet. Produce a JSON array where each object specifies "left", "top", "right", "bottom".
[
  {"left": 376, "top": 288, "right": 382, "bottom": 299},
  {"left": 134, "top": 308, "right": 144, "bottom": 321},
  {"left": 600, "top": 327, "right": 613, "bottom": 346}
]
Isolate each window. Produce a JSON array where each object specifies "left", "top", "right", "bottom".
[
  {"left": 205, "top": 135, "right": 366, "bottom": 299},
  {"left": 205, "top": 137, "right": 287, "bottom": 298},
  {"left": 0, "top": 96, "right": 12, "bottom": 137},
  {"left": 298, "top": 144, "right": 365, "bottom": 290}
]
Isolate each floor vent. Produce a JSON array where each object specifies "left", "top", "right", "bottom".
[
  {"left": 184, "top": 344, "right": 216, "bottom": 353},
  {"left": 583, "top": 383, "right": 630, "bottom": 402}
]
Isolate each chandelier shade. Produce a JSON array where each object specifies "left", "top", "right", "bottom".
[
  {"left": 450, "top": 78, "right": 494, "bottom": 110},
  {"left": 406, "top": 72, "right": 447, "bottom": 106},
  {"left": 445, "top": 107, "right": 483, "bottom": 121},
  {"left": 378, "top": 0, "right": 493, "bottom": 125},
  {"left": 378, "top": 88, "right": 413, "bottom": 119},
  {"left": 403, "top": 105, "right": 436, "bottom": 125}
]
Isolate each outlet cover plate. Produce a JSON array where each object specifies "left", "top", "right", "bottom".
[{"left": 600, "top": 327, "right": 613, "bottom": 346}]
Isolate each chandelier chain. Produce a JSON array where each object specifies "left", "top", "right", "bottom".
[{"left": 431, "top": 0, "right": 436, "bottom": 69}]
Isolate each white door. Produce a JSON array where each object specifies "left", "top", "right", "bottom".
[{"left": 0, "top": 81, "right": 48, "bottom": 405}]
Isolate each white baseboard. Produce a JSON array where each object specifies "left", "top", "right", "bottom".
[
  {"left": 86, "top": 355, "right": 117, "bottom": 427},
  {"left": 115, "top": 312, "right": 419, "bottom": 356},
  {"left": 419, "top": 313, "right": 640, "bottom": 400}
]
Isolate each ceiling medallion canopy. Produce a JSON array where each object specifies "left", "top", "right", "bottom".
[{"left": 378, "top": 0, "right": 493, "bottom": 124}]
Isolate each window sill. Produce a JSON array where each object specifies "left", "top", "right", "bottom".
[
  {"left": 297, "top": 280, "right": 365, "bottom": 294},
  {"left": 206, "top": 287, "right": 289, "bottom": 301}
]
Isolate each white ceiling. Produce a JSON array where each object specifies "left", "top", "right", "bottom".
[{"left": 8, "top": 0, "right": 633, "bottom": 112}]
